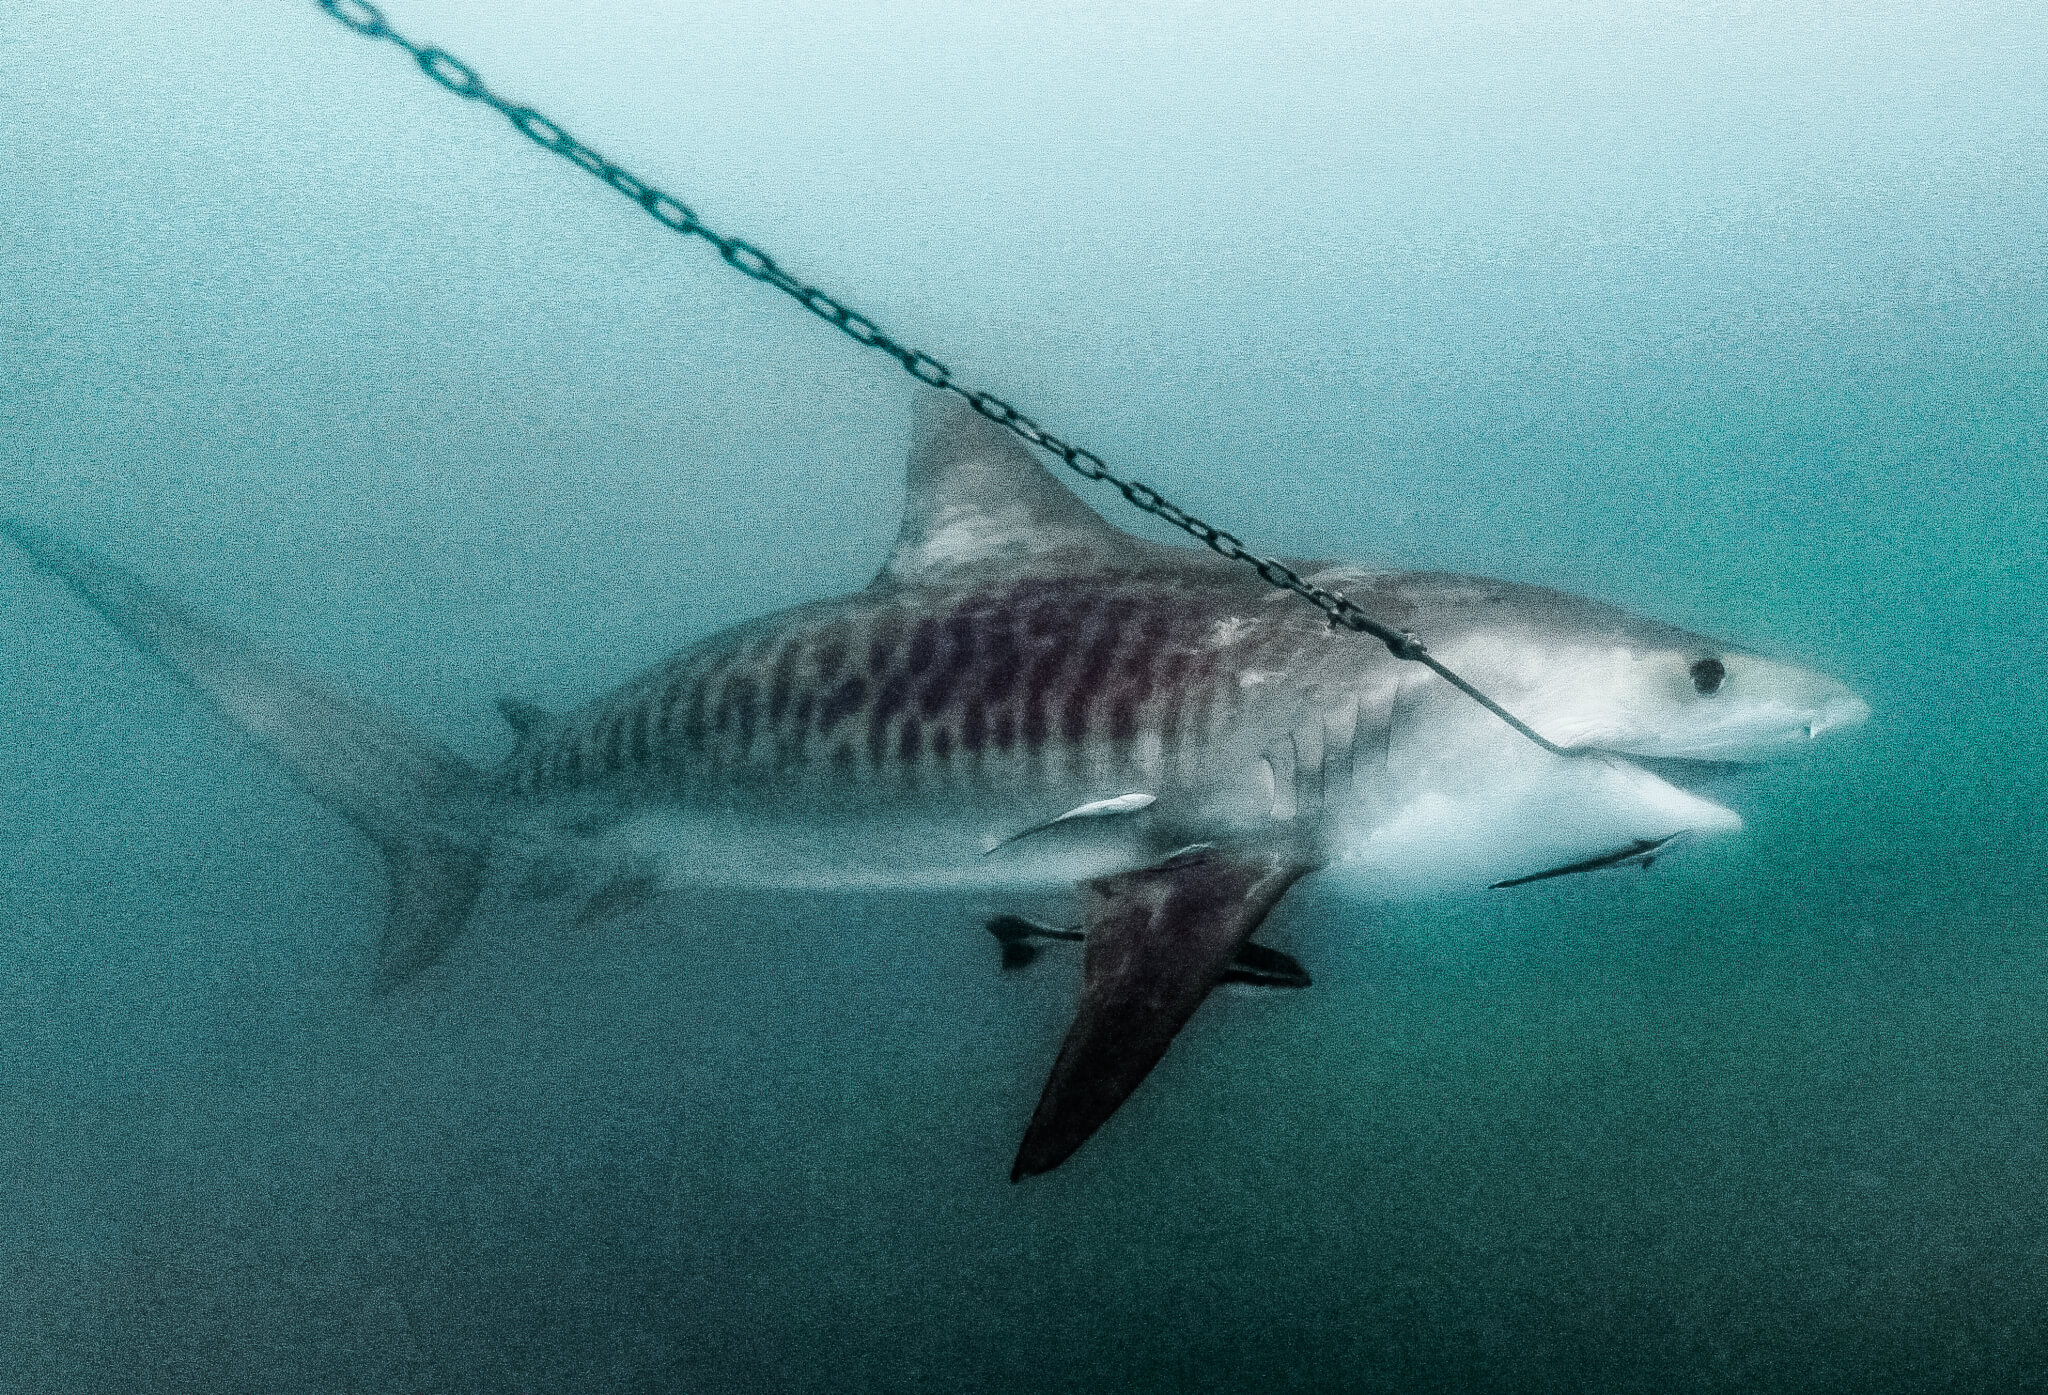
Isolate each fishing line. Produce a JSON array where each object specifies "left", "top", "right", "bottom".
[{"left": 310, "top": 0, "right": 1576, "bottom": 759}]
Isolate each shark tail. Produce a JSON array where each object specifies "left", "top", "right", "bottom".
[{"left": 4, "top": 524, "right": 488, "bottom": 987}]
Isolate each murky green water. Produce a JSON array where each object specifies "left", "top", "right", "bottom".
[{"left": 4, "top": 2, "right": 2044, "bottom": 1390}]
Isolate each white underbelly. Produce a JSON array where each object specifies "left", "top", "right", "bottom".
[{"left": 1329, "top": 748, "right": 1742, "bottom": 897}]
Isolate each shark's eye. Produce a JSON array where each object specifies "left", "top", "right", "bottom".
[{"left": 1690, "top": 657, "right": 1727, "bottom": 695}]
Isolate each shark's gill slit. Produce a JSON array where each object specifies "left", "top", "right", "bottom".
[{"left": 1263, "top": 748, "right": 1296, "bottom": 822}]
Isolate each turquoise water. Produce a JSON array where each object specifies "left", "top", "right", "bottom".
[{"left": 4, "top": 2, "right": 2045, "bottom": 1389}]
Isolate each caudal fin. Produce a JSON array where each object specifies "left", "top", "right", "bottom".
[{"left": 4, "top": 523, "right": 487, "bottom": 987}]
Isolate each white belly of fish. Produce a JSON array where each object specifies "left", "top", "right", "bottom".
[{"left": 1330, "top": 747, "right": 1741, "bottom": 896}]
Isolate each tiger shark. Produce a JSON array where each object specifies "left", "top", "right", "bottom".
[{"left": 2, "top": 396, "right": 1867, "bottom": 1179}]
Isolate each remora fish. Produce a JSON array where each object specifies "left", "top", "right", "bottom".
[{"left": 3, "top": 397, "right": 1868, "bottom": 1179}]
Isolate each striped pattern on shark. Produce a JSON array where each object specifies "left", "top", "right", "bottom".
[
  {"left": 497, "top": 571, "right": 1400, "bottom": 811},
  {"left": 2, "top": 392, "right": 1867, "bottom": 1178}
]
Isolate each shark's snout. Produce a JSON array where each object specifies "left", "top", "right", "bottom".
[
  {"left": 1663, "top": 656, "right": 1871, "bottom": 759},
  {"left": 1806, "top": 692, "right": 1871, "bottom": 740}
]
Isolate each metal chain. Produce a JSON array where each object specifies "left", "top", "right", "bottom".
[{"left": 311, "top": 0, "right": 1571, "bottom": 758}]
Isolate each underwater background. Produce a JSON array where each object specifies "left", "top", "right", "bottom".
[{"left": 4, "top": 1, "right": 2045, "bottom": 1389}]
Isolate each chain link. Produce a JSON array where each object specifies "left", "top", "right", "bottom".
[{"left": 310, "top": 0, "right": 1571, "bottom": 758}]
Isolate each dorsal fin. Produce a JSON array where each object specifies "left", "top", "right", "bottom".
[
  {"left": 496, "top": 697, "right": 551, "bottom": 736},
  {"left": 882, "top": 394, "right": 1128, "bottom": 582}
]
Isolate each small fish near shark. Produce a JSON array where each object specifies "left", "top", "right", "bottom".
[{"left": 2, "top": 396, "right": 1868, "bottom": 1180}]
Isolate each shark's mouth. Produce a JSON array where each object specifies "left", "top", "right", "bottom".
[
  {"left": 1479, "top": 756, "right": 1757, "bottom": 892},
  {"left": 1612, "top": 753, "right": 1759, "bottom": 797}
]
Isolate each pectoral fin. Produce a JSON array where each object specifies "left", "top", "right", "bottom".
[{"left": 1011, "top": 846, "right": 1312, "bottom": 1182}]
